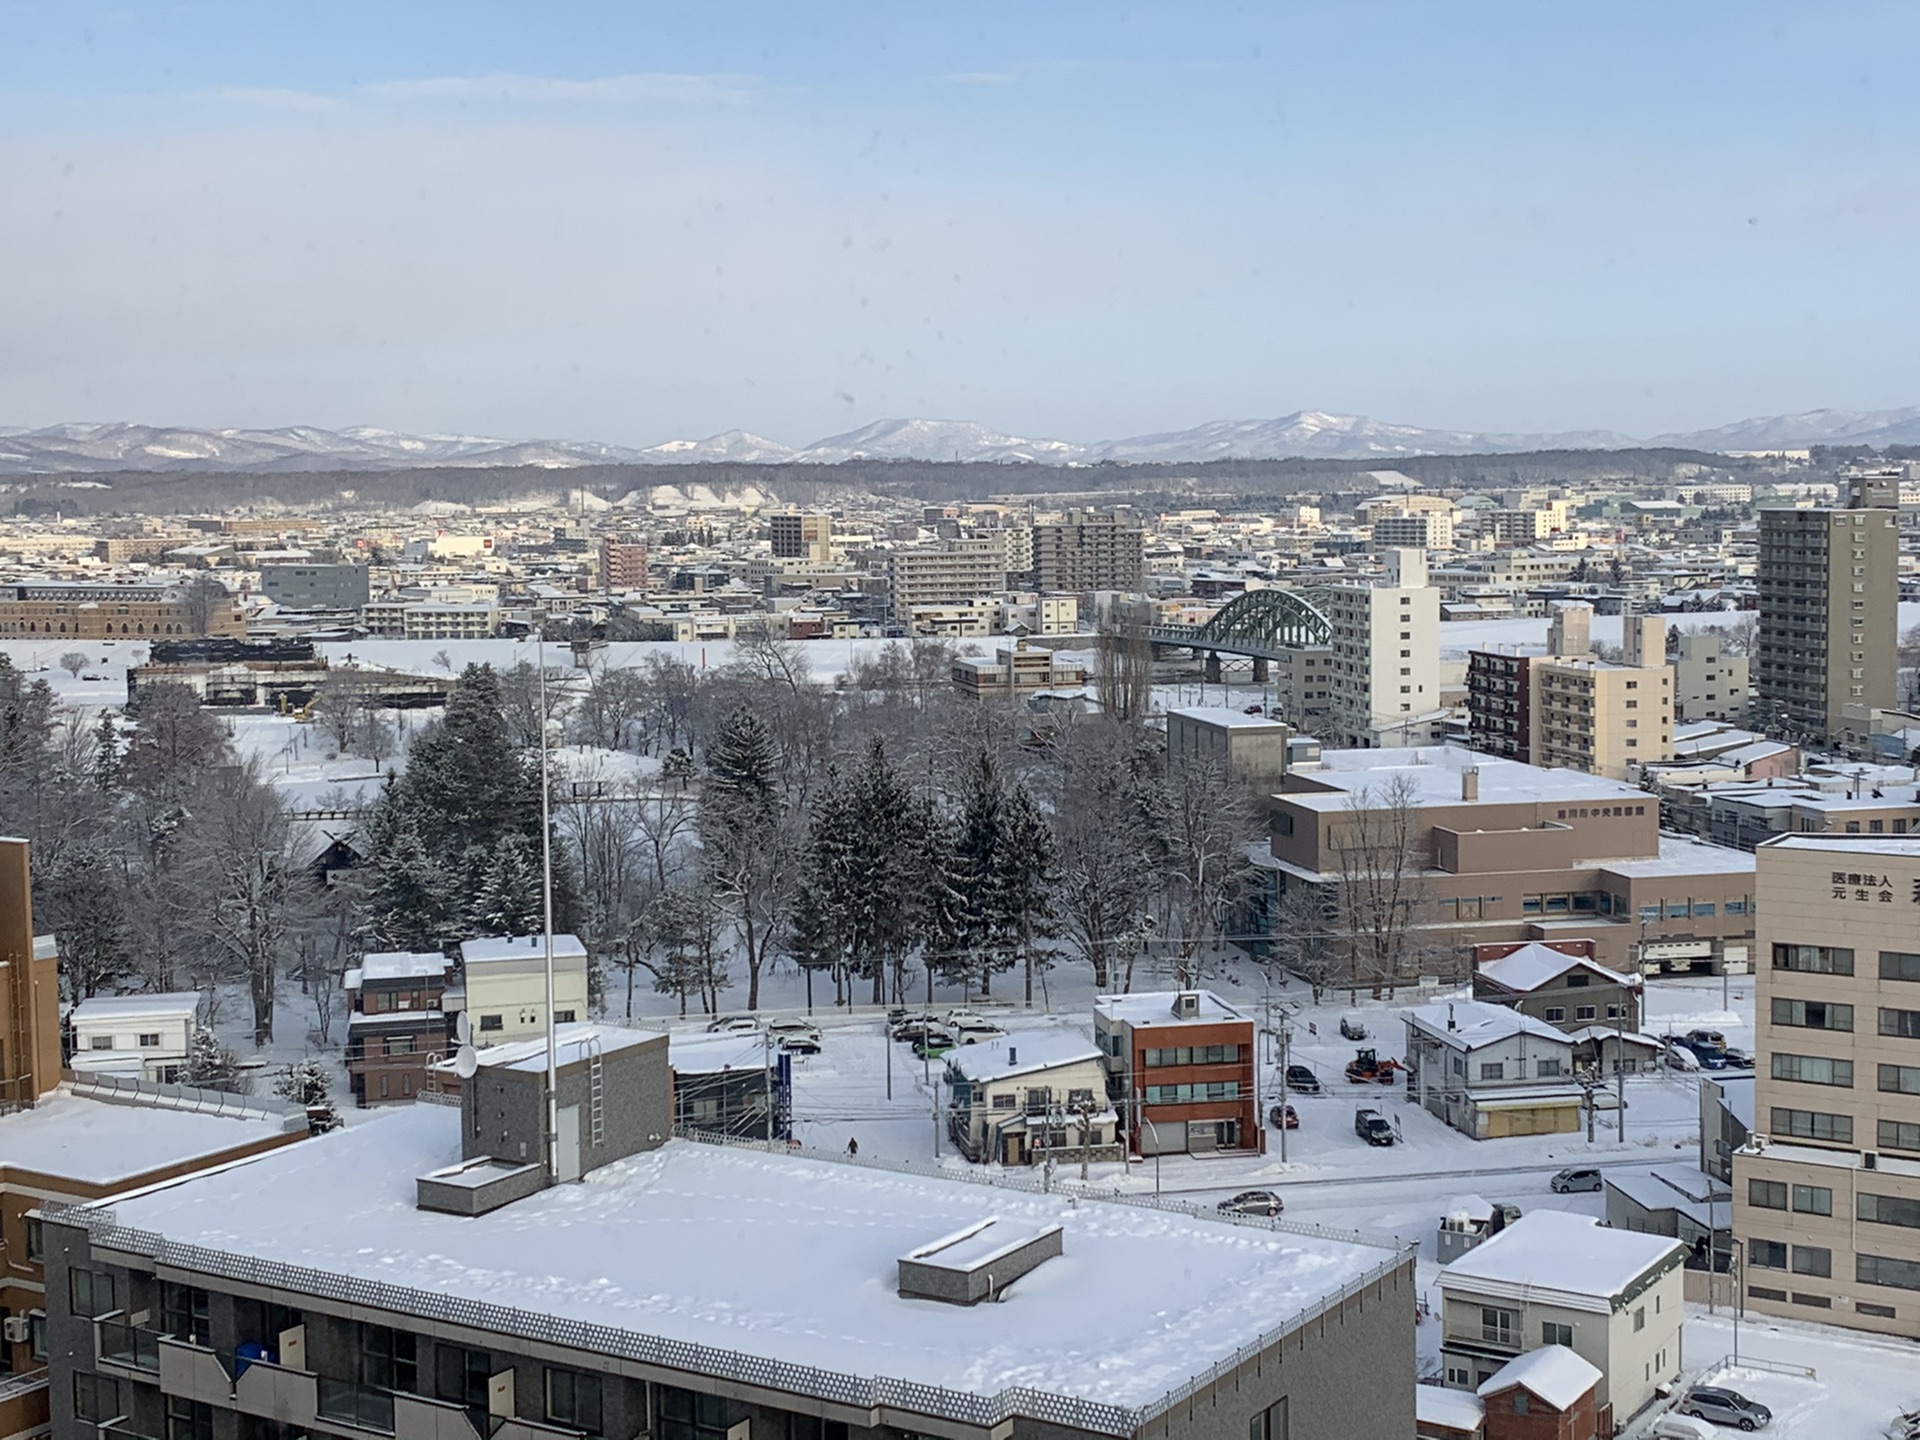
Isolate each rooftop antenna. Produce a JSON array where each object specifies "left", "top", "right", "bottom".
[{"left": 537, "top": 627, "right": 559, "bottom": 1181}]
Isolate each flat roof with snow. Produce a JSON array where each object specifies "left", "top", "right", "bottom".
[
  {"left": 69, "top": 992, "right": 200, "bottom": 1024},
  {"left": 1438, "top": 1211, "right": 1683, "bottom": 1310},
  {"left": 93, "top": 1106, "right": 1397, "bottom": 1413},
  {"left": 944, "top": 1031, "right": 1101, "bottom": 1083},
  {"left": 0, "top": 1091, "right": 289, "bottom": 1186},
  {"left": 459, "top": 934, "right": 589, "bottom": 965},
  {"left": 357, "top": 951, "right": 449, "bottom": 983},
  {"left": 1760, "top": 833, "right": 1920, "bottom": 859},
  {"left": 1167, "top": 706, "right": 1287, "bottom": 730},
  {"left": 1093, "top": 990, "right": 1248, "bottom": 1028},
  {"left": 1282, "top": 748, "right": 1646, "bottom": 812}
]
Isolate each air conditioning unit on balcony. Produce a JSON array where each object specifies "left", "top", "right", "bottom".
[{"left": 2, "top": 1315, "right": 31, "bottom": 1343}]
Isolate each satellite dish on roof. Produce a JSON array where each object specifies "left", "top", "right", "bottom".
[
  {"left": 454, "top": 1045, "right": 479, "bottom": 1080},
  {"left": 454, "top": 1012, "right": 472, "bottom": 1045}
]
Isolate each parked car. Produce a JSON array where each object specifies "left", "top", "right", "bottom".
[
  {"left": 1686, "top": 1028, "right": 1728, "bottom": 1048},
  {"left": 706, "top": 1016, "right": 760, "bottom": 1034},
  {"left": 1679, "top": 1386, "right": 1772, "bottom": 1431},
  {"left": 954, "top": 1022, "right": 1007, "bottom": 1045},
  {"left": 891, "top": 1019, "right": 948, "bottom": 1043},
  {"left": 944, "top": 1010, "right": 992, "bottom": 1030},
  {"left": 1720, "top": 1046, "right": 1754, "bottom": 1068},
  {"left": 1664, "top": 1042, "right": 1703, "bottom": 1072},
  {"left": 1649, "top": 1416, "right": 1718, "bottom": 1440},
  {"left": 1339, "top": 1016, "right": 1368, "bottom": 1041},
  {"left": 911, "top": 1030, "right": 957, "bottom": 1060},
  {"left": 1674, "top": 1033, "right": 1729, "bottom": 1069},
  {"left": 765, "top": 1020, "right": 822, "bottom": 1054},
  {"left": 1354, "top": 1107, "right": 1395, "bottom": 1146},
  {"left": 1268, "top": 1103, "right": 1299, "bottom": 1130},
  {"left": 1217, "top": 1189, "right": 1284, "bottom": 1217},
  {"left": 1284, "top": 1064, "right": 1322, "bottom": 1094},
  {"left": 1550, "top": 1166, "right": 1603, "bottom": 1194}
]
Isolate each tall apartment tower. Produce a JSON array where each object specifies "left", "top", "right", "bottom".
[
  {"left": 769, "top": 511, "right": 832, "bottom": 562},
  {"left": 0, "top": 838, "right": 61, "bottom": 1110},
  {"left": 598, "top": 535, "right": 650, "bottom": 593},
  {"left": 1323, "top": 548, "right": 1441, "bottom": 748},
  {"left": 1031, "top": 510, "right": 1144, "bottom": 592},
  {"left": 1755, "top": 478, "right": 1897, "bottom": 743},
  {"left": 1734, "top": 833, "right": 1920, "bottom": 1339}
]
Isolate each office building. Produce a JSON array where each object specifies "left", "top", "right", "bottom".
[
  {"left": 1733, "top": 833, "right": 1920, "bottom": 1339},
  {"left": 948, "top": 640, "right": 1088, "bottom": 697},
  {"left": 768, "top": 511, "right": 832, "bottom": 562},
  {"left": 1371, "top": 511, "right": 1454, "bottom": 551},
  {"left": 261, "top": 564, "right": 371, "bottom": 611},
  {"left": 1031, "top": 510, "right": 1144, "bottom": 593},
  {"left": 1754, "top": 479, "right": 1897, "bottom": 742},
  {"left": 1323, "top": 548, "right": 1442, "bottom": 748}
]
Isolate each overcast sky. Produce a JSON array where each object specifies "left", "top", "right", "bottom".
[{"left": 3, "top": 1, "right": 1917, "bottom": 448}]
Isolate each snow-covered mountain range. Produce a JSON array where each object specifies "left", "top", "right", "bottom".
[{"left": 2, "top": 406, "right": 1915, "bottom": 475}]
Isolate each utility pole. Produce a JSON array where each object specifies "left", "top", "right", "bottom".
[
  {"left": 536, "top": 630, "right": 559, "bottom": 1184},
  {"left": 1276, "top": 1015, "right": 1291, "bottom": 1165}
]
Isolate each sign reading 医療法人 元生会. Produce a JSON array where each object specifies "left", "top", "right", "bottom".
[{"left": 1824, "top": 869, "right": 1914, "bottom": 904}]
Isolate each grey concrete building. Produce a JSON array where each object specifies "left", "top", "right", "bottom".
[{"left": 261, "top": 564, "right": 372, "bottom": 611}]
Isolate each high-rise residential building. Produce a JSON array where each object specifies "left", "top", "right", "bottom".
[
  {"left": 598, "top": 535, "right": 650, "bottom": 592},
  {"left": 1322, "top": 548, "right": 1441, "bottom": 748},
  {"left": 1733, "top": 833, "right": 1920, "bottom": 1339},
  {"left": 1528, "top": 616, "right": 1673, "bottom": 781},
  {"left": 886, "top": 537, "right": 1008, "bottom": 622},
  {"left": 768, "top": 510, "right": 832, "bottom": 562},
  {"left": 1672, "top": 631, "right": 1750, "bottom": 723},
  {"left": 1370, "top": 511, "right": 1454, "bottom": 551},
  {"left": 1755, "top": 478, "right": 1897, "bottom": 743},
  {"left": 1031, "top": 510, "right": 1144, "bottom": 592}
]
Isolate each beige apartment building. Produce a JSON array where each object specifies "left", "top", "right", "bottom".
[
  {"left": 1323, "top": 548, "right": 1443, "bottom": 747},
  {"left": 1530, "top": 616, "right": 1673, "bottom": 780},
  {"left": 887, "top": 537, "right": 1007, "bottom": 622},
  {"left": 1672, "top": 631, "right": 1749, "bottom": 722},
  {"left": 1733, "top": 833, "right": 1920, "bottom": 1339},
  {"left": 768, "top": 510, "right": 833, "bottom": 562},
  {"left": 1030, "top": 510, "right": 1143, "bottom": 592},
  {"left": 1265, "top": 747, "right": 1756, "bottom": 984}
]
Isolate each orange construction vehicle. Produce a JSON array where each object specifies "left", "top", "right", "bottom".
[{"left": 1345, "top": 1048, "right": 1404, "bottom": 1085}]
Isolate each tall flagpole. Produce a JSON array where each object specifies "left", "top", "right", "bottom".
[{"left": 538, "top": 630, "right": 559, "bottom": 1180}]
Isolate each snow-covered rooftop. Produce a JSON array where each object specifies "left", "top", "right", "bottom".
[
  {"left": 69, "top": 991, "right": 199, "bottom": 1024},
  {"left": 1438, "top": 1211, "right": 1683, "bottom": 1308},
  {"left": 1093, "top": 990, "right": 1248, "bottom": 1028},
  {"left": 98, "top": 1106, "right": 1395, "bottom": 1411},
  {"left": 1477, "top": 1345, "right": 1601, "bottom": 1409},
  {"left": 1761, "top": 833, "right": 1920, "bottom": 859},
  {"left": 468, "top": 1023, "right": 659, "bottom": 1074},
  {"left": 1415, "top": 1384, "right": 1485, "bottom": 1433},
  {"left": 460, "top": 933, "right": 589, "bottom": 965},
  {"left": 1476, "top": 943, "right": 1635, "bottom": 994},
  {"left": 358, "top": 950, "right": 450, "bottom": 983},
  {"left": 1166, "top": 706, "right": 1286, "bottom": 730},
  {"left": 667, "top": 1031, "right": 772, "bottom": 1074},
  {"left": 1599, "top": 834, "right": 1755, "bottom": 878},
  {"left": 1281, "top": 748, "right": 1646, "bottom": 812},
  {"left": 1405, "top": 999, "right": 1571, "bottom": 1051},
  {"left": 0, "top": 1090, "right": 289, "bottom": 1186},
  {"left": 944, "top": 1031, "right": 1102, "bottom": 1083}
]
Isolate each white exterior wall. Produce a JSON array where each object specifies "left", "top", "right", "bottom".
[
  {"left": 463, "top": 957, "right": 592, "bottom": 1045},
  {"left": 69, "top": 1005, "right": 196, "bottom": 1082},
  {"left": 1325, "top": 579, "right": 1441, "bottom": 747}
]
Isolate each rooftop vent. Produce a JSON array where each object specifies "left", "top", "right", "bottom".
[
  {"left": 1172, "top": 992, "right": 1201, "bottom": 1020},
  {"left": 1461, "top": 766, "right": 1480, "bottom": 802},
  {"left": 898, "top": 1218, "right": 1063, "bottom": 1305}
]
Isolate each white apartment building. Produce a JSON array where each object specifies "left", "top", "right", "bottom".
[
  {"left": 454, "top": 934, "right": 591, "bottom": 1045},
  {"left": 1672, "top": 631, "right": 1750, "bottom": 722},
  {"left": 1322, "top": 548, "right": 1442, "bottom": 747},
  {"left": 887, "top": 538, "right": 1007, "bottom": 622},
  {"left": 1437, "top": 1210, "right": 1684, "bottom": 1422},
  {"left": 67, "top": 992, "right": 199, "bottom": 1082},
  {"left": 1372, "top": 512, "right": 1456, "bottom": 550},
  {"left": 362, "top": 600, "right": 502, "bottom": 640}
]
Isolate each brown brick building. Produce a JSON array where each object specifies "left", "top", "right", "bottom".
[
  {"left": 0, "top": 582, "right": 245, "bottom": 640},
  {"left": 1093, "top": 990, "right": 1263, "bottom": 1156}
]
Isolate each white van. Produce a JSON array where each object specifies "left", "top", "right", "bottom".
[{"left": 1649, "top": 1415, "right": 1716, "bottom": 1440}]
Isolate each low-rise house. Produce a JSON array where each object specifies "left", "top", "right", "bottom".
[
  {"left": 344, "top": 951, "right": 451, "bottom": 1107},
  {"left": 1475, "top": 1346, "right": 1607, "bottom": 1440},
  {"left": 1094, "top": 990, "right": 1263, "bottom": 1156},
  {"left": 668, "top": 1032, "right": 791, "bottom": 1142},
  {"left": 1471, "top": 941, "right": 1640, "bottom": 1033},
  {"left": 1404, "top": 1000, "right": 1582, "bottom": 1139},
  {"left": 945, "top": 1033, "right": 1120, "bottom": 1166},
  {"left": 66, "top": 993, "right": 198, "bottom": 1083},
  {"left": 453, "top": 933, "right": 590, "bottom": 1046},
  {"left": 1436, "top": 1194, "right": 1520, "bottom": 1264},
  {"left": 1697, "top": 1073, "right": 1752, "bottom": 1183},
  {"left": 1602, "top": 1164, "right": 1733, "bottom": 1271},
  {"left": 1438, "top": 1210, "right": 1685, "bottom": 1422}
]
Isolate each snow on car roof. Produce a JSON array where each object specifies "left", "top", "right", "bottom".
[
  {"left": 1477, "top": 1345, "right": 1601, "bottom": 1409},
  {"left": 1439, "top": 1211, "right": 1683, "bottom": 1307},
  {"left": 69, "top": 991, "right": 200, "bottom": 1023},
  {"left": 99, "top": 1105, "right": 1396, "bottom": 1411},
  {"left": 944, "top": 1031, "right": 1101, "bottom": 1083}
]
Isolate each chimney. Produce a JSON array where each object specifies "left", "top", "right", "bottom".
[
  {"left": 1461, "top": 766, "right": 1480, "bottom": 802},
  {"left": 1008, "top": 1046, "right": 1017, "bottom": 1065},
  {"left": 1447, "top": 1002, "right": 1457, "bottom": 1032}
]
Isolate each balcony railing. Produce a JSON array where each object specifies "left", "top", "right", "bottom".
[
  {"left": 317, "top": 1378, "right": 395, "bottom": 1434},
  {"left": 98, "top": 1323, "right": 161, "bottom": 1373}
]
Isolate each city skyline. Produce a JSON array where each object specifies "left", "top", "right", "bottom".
[{"left": 4, "top": 2, "right": 1919, "bottom": 448}]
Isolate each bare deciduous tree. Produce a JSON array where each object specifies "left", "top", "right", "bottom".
[{"left": 1328, "top": 774, "right": 1431, "bottom": 999}]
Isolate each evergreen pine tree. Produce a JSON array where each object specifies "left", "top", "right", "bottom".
[
  {"left": 91, "top": 710, "right": 123, "bottom": 792},
  {"left": 997, "top": 780, "right": 1060, "bottom": 1005},
  {"left": 361, "top": 793, "right": 455, "bottom": 952},
  {"left": 471, "top": 832, "right": 545, "bottom": 936}
]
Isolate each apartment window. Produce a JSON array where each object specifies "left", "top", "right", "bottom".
[
  {"left": 1791, "top": 1245, "right": 1832, "bottom": 1278},
  {"left": 1749, "top": 1239, "right": 1787, "bottom": 1270},
  {"left": 69, "top": 1269, "right": 115, "bottom": 1318},
  {"left": 1773, "top": 944, "right": 1854, "bottom": 975},
  {"left": 1772, "top": 998, "right": 1854, "bottom": 1032},
  {"left": 478, "top": 1014, "right": 504, "bottom": 1032},
  {"left": 1771, "top": 1107, "right": 1852, "bottom": 1144},
  {"left": 991, "top": 1093, "right": 1016, "bottom": 1110},
  {"left": 1859, "top": 1192, "right": 1920, "bottom": 1230},
  {"left": 1537, "top": 1059, "right": 1563, "bottom": 1078},
  {"left": 1479, "top": 1062, "right": 1505, "bottom": 1081},
  {"left": 74, "top": 1374, "right": 119, "bottom": 1423},
  {"left": 1881, "top": 1119, "right": 1920, "bottom": 1151},
  {"left": 1882, "top": 952, "right": 1920, "bottom": 982},
  {"left": 657, "top": 1385, "right": 727, "bottom": 1440},
  {"left": 436, "top": 1346, "right": 493, "bottom": 1408},
  {"left": 1542, "top": 1321, "right": 1573, "bottom": 1347},
  {"left": 1880, "top": 1065, "right": 1920, "bottom": 1096},
  {"left": 1791, "top": 1184, "right": 1833, "bottom": 1216},
  {"left": 1480, "top": 1306, "right": 1517, "bottom": 1344},
  {"left": 1861, "top": 1253, "right": 1920, "bottom": 1292},
  {"left": 138, "top": 1032, "right": 161, "bottom": 1047},
  {"left": 1665, "top": 902, "right": 1687, "bottom": 919},
  {"left": 24, "top": 1218, "right": 41, "bottom": 1262},
  {"left": 357, "top": 1323, "right": 418, "bottom": 1394},
  {"left": 162, "top": 1282, "right": 211, "bottom": 1345},
  {"left": 1692, "top": 901, "right": 1715, "bottom": 917},
  {"left": 1771, "top": 1053, "right": 1853, "bottom": 1087},
  {"left": 89, "top": 1036, "right": 114, "bottom": 1050},
  {"left": 1544, "top": 1006, "right": 1566, "bottom": 1022},
  {"left": 1248, "top": 1399, "right": 1290, "bottom": 1440},
  {"left": 167, "top": 1397, "right": 214, "bottom": 1440},
  {"left": 1143, "top": 1044, "right": 1241, "bottom": 1066},
  {"left": 555, "top": 1010, "right": 577, "bottom": 1024},
  {"left": 543, "top": 1368, "right": 602, "bottom": 1434},
  {"left": 1574, "top": 1006, "right": 1595, "bottom": 1023},
  {"left": 1632, "top": 1306, "right": 1646, "bottom": 1332},
  {"left": 1749, "top": 1179, "right": 1787, "bottom": 1210},
  {"left": 1881, "top": 1008, "right": 1920, "bottom": 1040},
  {"left": 1725, "top": 900, "right": 1747, "bottom": 915}
]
